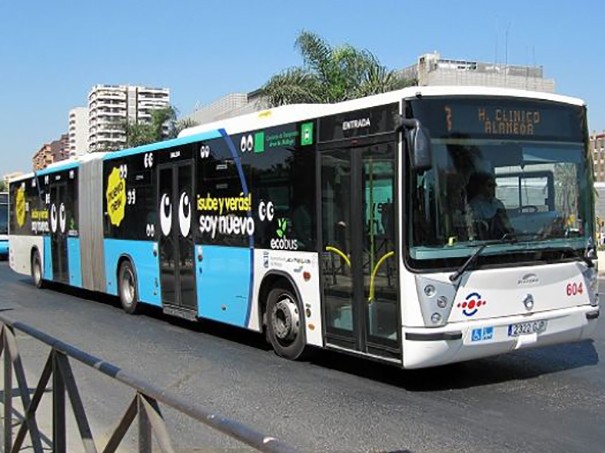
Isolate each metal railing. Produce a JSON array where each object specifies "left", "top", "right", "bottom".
[{"left": 0, "top": 313, "right": 298, "bottom": 453}]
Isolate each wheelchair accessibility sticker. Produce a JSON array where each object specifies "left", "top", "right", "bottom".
[{"left": 471, "top": 327, "right": 494, "bottom": 342}]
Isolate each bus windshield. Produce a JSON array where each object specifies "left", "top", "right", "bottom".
[{"left": 407, "top": 98, "right": 593, "bottom": 267}]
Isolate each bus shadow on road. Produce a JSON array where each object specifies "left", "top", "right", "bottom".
[
  {"left": 306, "top": 340, "right": 599, "bottom": 391},
  {"left": 33, "top": 281, "right": 600, "bottom": 391}
]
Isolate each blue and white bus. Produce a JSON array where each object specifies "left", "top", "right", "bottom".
[
  {"left": 0, "top": 192, "right": 8, "bottom": 259},
  {"left": 9, "top": 86, "right": 599, "bottom": 368}
]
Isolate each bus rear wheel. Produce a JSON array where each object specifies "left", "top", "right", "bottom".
[
  {"left": 31, "top": 250, "right": 44, "bottom": 289},
  {"left": 118, "top": 260, "right": 141, "bottom": 314},
  {"left": 266, "top": 286, "right": 307, "bottom": 360}
]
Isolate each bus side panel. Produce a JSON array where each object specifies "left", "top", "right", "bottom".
[
  {"left": 104, "top": 238, "right": 161, "bottom": 306},
  {"left": 252, "top": 249, "right": 323, "bottom": 347},
  {"left": 43, "top": 236, "right": 53, "bottom": 281},
  {"left": 196, "top": 245, "right": 251, "bottom": 327},
  {"left": 67, "top": 237, "right": 82, "bottom": 288},
  {"left": 8, "top": 235, "right": 43, "bottom": 277}
]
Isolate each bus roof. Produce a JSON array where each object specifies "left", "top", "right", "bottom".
[
  {"left": 178, "top": 86, "right": 585, "bottom": 139},
  {"left": 10, "top": 86, "right": 585, "bottom": 184}
]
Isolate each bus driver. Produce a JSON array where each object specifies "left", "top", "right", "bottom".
[{"left": 467, "top": 172, "right": 514, "bottom": 240}]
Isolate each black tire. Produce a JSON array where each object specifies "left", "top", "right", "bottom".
[
  {"left": 118, "top": 260, "right": 141, "bottom": 314},
  {"left": 266, "top": 286, "right": 307, "bottom": 360},
  {"left": 31, "top": 250, "right": 44, "bottom": 289}
]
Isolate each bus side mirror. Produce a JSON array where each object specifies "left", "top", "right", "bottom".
[{"left": 400, "top": 118, "right": 432, "bottom": 171}]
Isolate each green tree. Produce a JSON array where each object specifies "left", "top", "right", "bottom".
[
  {"left": 261, "top": 31, "right": 415, "bottom": 107},
  {"left": 0, "top": 180, "right": 6, "bottom": 192},
  {"left": 109, "top": 105, "right": 199, "bottom": 150},
  {"left": 119, "top": 119, "right": 155, "bottom": 149},
  {"left": 168, "top": 117, "right": 199, "bottom": 139}
]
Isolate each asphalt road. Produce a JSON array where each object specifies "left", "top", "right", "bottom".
[{"left": 0, "top": 261, "right": 603, "bottom": 452}]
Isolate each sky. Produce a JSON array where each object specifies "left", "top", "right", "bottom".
[{"left": 1, "top": 0, "right": 604, "bottom": 177}]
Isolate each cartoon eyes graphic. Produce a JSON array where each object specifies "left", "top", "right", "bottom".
[
  {"left": 178, "top": 192, "right": 191, "bottom": 237},
  {"left": 50, "top": 204, "right": 58, "bottom": 233},
  {"left": 59, "top": 203, "right": 66, "bottom": 233},
  {"left": 160, "top": 193, "right": 172, "bottom": 236}
]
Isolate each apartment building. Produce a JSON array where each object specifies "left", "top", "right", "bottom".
[
  {"left": 31, "top": 134, "right": 69, "bottom": 171},
  {"left": 32, "top": 143, "right": 53, "bottom": 171},
  {"left": 88, "top": 84, "right": 170, "bottom": 152},
  {"left": 68, "top": 107, "right": 89, "bottom": 157},
  {"left": 591, "top": 131, "right": 605, "bottom": 182}
]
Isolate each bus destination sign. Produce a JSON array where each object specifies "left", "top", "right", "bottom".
[
  {"left": 474, "top": 107, "right": 541, "bottom": 136},
  {"left": 410, "top": 98, "right": 584, "bottom": 141}
]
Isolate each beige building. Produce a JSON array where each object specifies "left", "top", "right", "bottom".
[
  {"left": 88, "top": 84, "right": 170, "bottom": 152},
  {"left": 3, "top": 172, "right": 23, "bottom": 187},
  {"left": 32, "top": 143, "right": 53, "bottom": 171},
  {"left": 186, "top": 90, "right": 265, "bottom": 126},
  {"left": 31, "top": 134, "right": 69, "bottom": 171},
  {"left": 186, "top": 52, "right": 557, "bottom": 127},
  {"left": 399, "top": 51, "right": 556, "bottom": 92},
  {"left": 69, "top": 107, "right": 89, "bottom": 157},
  {"left": 591, "top": 131, "right": 605, "bottom": 182}
]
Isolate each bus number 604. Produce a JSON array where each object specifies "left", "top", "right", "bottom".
[{"left": 566, "top": 282, "right": 583, "bottom": 296}]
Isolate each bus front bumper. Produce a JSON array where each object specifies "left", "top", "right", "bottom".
[{"left": 402, "top": 305, "right": 599, "bottom": 369}]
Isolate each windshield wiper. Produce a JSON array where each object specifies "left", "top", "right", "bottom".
[
  {"left": 449, "top": 244, "right": 487, "bottom": 282},
  {"left": 449, "top": 234, "right": 519, "bottom": 283}
]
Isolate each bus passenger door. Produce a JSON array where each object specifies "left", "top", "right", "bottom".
[
  {"left": 49, "top": 182, "right": 69, "bottom": 283},
  {"left": 158, "top": 162, "right": 196, "bottom": 313},
  {"left": 321, "top": 143, "right": 400, "bottom": 360}
]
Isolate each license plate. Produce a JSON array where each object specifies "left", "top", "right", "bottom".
[{"left": 507, "top": 320, "right": 547, "bottom": 337}]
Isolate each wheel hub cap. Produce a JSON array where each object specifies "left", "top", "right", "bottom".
[{"left": 272, "top": 296, "right": 300, "bottom": 341}]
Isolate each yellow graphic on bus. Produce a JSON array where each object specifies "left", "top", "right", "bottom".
[
  {"left": 16, "top": 186, "right": 26, "bottom": 227},
  {"left": 106, "top": 167, "right": 126, "bottom": 227}
]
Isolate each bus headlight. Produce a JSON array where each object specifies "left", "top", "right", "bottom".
[
  {"left": 415, "top": 275, "right": 457, "bottom": 327},
  {"left": 437, "top": 296, "right": 448, "bottom": 308},
  {"left": 424, "top": 284, "right": 436, "bottom": 297}
]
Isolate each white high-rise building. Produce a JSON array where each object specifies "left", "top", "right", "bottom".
[
  {"left": 68, "top": 107, "right": 89, "bottom": 157},
  {"left": 88, "top": 84, "right": 170, "bottom": 152}
]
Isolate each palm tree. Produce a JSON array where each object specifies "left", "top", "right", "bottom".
[{"left": 261, "top": 31, "right": 415, "bottom": 107}]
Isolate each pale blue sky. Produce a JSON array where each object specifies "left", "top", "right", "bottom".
[{"left": 1, "top": 0, "right": 603, "bottom": 177}]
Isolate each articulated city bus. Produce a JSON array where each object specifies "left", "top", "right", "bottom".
[
  {"left": 0, "top": 192, "right": 8, "bottom": 259},
  {"left": 9, "top": 86, "right": 599, "bottom": 368}
]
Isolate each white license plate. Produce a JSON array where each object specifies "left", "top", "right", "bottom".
[{"left": 507, "top": 320, "right": 547, "bottom": 337}]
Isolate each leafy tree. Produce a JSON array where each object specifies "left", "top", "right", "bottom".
[
  {"left": 0, "top": 180, "right": 6, "bottom": 192},
  {"left": 120, "top": 119, "right": 155, "bottom": 149},
  {"left": 168, "top": 117, "right": 199, "bottom": 139},
  {"left": 261, "top": 31, "right": 415, "bottom": 107},
  {"left": 109, "top": 105, "right": 199, "bottom": 150}
]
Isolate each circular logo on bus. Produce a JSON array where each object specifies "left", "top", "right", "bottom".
[
  {"left": 106, "top": 167, "right": 126, "bottom": 227},
  {"left": 15, "top": 186, "right": 26, "bottom": 227},
  {"left": 458, "top": 292, "right": 487, "bottom": 317}
]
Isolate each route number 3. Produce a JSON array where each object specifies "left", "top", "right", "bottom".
[{"left": 566, "top": 282, "right": 583, "bottom": 296}]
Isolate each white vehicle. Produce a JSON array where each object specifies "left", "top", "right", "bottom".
[{"left": 9, "top": 86, "right": 599, "bottom": 368}]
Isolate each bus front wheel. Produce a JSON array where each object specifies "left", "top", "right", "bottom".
[
  {"left": 118, "top": 260, "right": 141, "bottom": 315},
  {"left": 31, "top": 250, "right": 44, "bottom": 289},
  {"left": 266, "top": 286, "right": 307, "bottom": 360}
]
